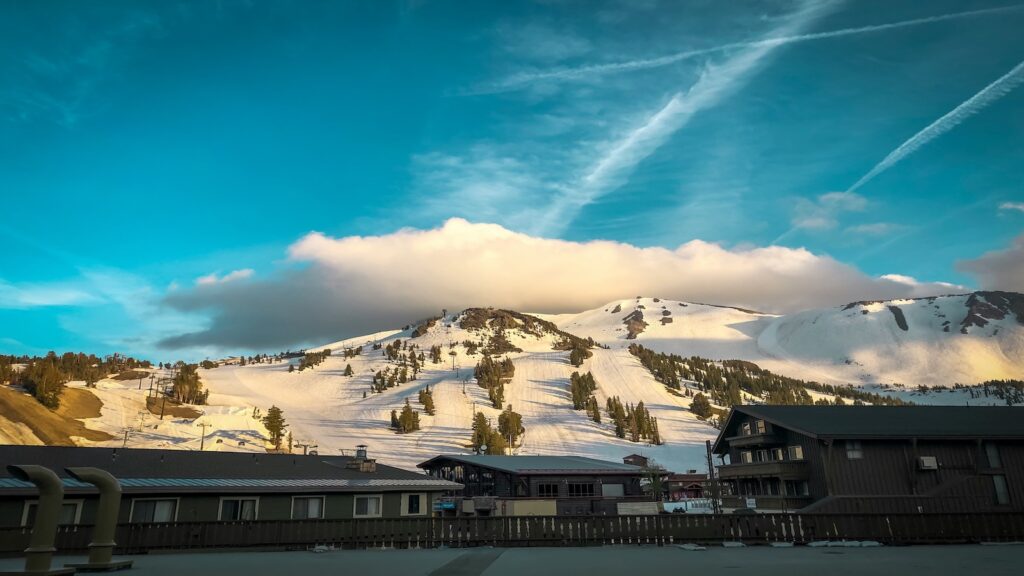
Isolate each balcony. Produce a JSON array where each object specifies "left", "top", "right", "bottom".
[
  {"left": 717, "top": 460, "right": 808, "bottom": 480},
  {"left": 722, "top": 495, "right": 813, "bottom": 511},
  {"left": 723, "top": 433, "right": 783, "bottom": 448}
]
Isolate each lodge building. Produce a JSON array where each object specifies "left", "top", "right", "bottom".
[
  {"left": 0, "top": 445, "right": 461, "bottom": 527},
  {"left": 712, "top": 405, "right": 1024, "bottom": 513},
  {"left": 417, "top": 454, "right": 653, "bottom": 516}
]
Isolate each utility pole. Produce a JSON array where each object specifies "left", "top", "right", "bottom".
[
  {"left": 148, "top": 374, "right": 155, "bottom": 397},
  {"left": 449, "top": 350, "right": 457, "bottom": 371},
  {"left": 197, "top": 422, "right": 212, "bottom": 451},
  {"left": 705, "top": 440, "right": 721, "bottom": 514},
  {"left": 160, "top": 394, "right": 167, "bottom": 420},
  {"left": 121, "top": 428, "right": 131, "bottom": 448}
]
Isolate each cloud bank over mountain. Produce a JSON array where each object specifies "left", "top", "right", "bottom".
[{"left": 160, "top": 219, "right": 963, "bottom": 351}]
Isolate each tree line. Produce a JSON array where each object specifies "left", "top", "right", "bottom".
[
  {"left": 1, "top": 351, "right": 150, "bottom": 409},
  {"left": 474, "top": 356, "right": 515, "bottom": 408},
  {"left": 627, "top": 344, "right": 908, "bottom": 408}
]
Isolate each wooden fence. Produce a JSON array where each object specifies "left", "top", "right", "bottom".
[{"left": 2, "top": 513, "right": 1023, "bottom": 555}]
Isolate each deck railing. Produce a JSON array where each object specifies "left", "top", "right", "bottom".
[{"left": 2, "top": 512, "right": 1023, "bottom": 555}]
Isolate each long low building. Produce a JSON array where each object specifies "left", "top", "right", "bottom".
[
  {"left": 712, "top": 405, "right": 1024, "bottom": 513},
  {"left": 0, "top": 445, "right": 462, "bottom": 526},
  {"left": 418, "top": 454, "right": 654, "bottom": 515}
]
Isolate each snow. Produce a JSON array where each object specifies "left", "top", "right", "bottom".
[
  {"left": 4, "top": 293, "right": 1021, "bottom": 474},
  {"left": 71, "top": 375, "right": 268, "bottom": 453},
  {"left": 543, "top": 295, "right": 1024, "bottom": 387},
  {"left": 197, "top": 316, "right": 720, "bottom": 472}
]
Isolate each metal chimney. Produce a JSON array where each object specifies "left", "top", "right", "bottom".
[
  {"left": 6, "top": 465, "right": 74, "bottom": 575},
  {"left": 63, "top": 467, "right": 133, "bottom": 571},
  {"left": 355, "top": 445, "right": 368, "bottom": 459}
]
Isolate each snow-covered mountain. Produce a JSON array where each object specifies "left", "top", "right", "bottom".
[
  {"left": 1, "top": 291, "right": 1020, "bottom": 474},
  {"left": 543, "top": 291, "right": 1024, "bottom": 387}
]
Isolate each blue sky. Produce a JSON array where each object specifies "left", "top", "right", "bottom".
[{"left": 1, "top": 0, "right": 1023, "bottom": 360}]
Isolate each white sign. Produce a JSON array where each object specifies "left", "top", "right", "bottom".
[{"left": 745, "top": 498, "right": 757, "bottom": 509}]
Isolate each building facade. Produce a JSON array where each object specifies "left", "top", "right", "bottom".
[
  {"left": 0, "top": 445, "right": 461, "bottom": 527},
  {"left": 418, "top": 455, "right": 651, "bottom": 516},
  {"left": 712, "top": 405, "right": 1024, "bottom": 513}
]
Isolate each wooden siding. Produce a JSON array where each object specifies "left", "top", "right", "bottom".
[{"left": 717, "top": 412, "right": 1024, "bottom": 513}]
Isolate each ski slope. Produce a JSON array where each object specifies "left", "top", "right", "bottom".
[
  {"left": 542, "top": 294, "right": 1024, "bottom": 386},
  {"left": 197, "top": 312, "right": 720, "bottom": 472}
]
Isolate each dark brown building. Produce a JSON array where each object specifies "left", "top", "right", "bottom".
[
  {"left": 0, "top": 445, "right": 461, "bottom": 527},
  {"left": 418, "top": 455, "right": 649, "bottom": 515},
  {"left": 666, "top": 472, "right": 707, "bottom": 501},
  {"left": 712, "top": 405, "right": 1024, "bottom": 513}
]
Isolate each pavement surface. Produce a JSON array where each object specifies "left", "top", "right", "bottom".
[{"left": 0, "top": 544, "right": 1021, "bottom": 576}]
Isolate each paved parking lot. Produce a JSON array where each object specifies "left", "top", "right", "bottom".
[{"left": 1, "top": 544, "right": 1021, "bottom": 576}]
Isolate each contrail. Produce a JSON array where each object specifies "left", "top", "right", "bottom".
[
  {"left": 477, "top": 4, "right": 1023, "bottom": 94},
  {"left": 532, "top": 0, "right": 835, "bottom": 235},
  {"left": 848, "top": 58, "right": 1024, "bottom": 192}
]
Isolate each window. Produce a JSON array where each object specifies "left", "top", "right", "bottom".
[
  {"left": 536, "top": 483, "right": 559, "bottom": 498},
  {"left": 740, "top": 451, "right": 753, "bottom": 464},
  {"left": 353, "top": 495, "right": 382, "bottom": 518},
  {"left": 401, "top": 493, "right": 427, "bottom": 516},
  {"left": 994, "top": 475, "right": 1010, "bottom": 505},
  {"left": 755, "top": 449, "right": 768, "bottom": 463},
  {"left": 754, "top": 420, "right": 767, "bottom": 434},
  {"left": 130, "top": 499, "right": 178, "bottom": 523},
  {"left": 785, "top": 480, "right": 809, "bottom": 496},
  {"left": 740, "top": 422, "right": 751, "bottom": 435},
  {"left": 292, "top": 496, "right": 325, "bottom": 519},
  {"left": 219, "top": 497, "right": 258, "bottom": 521},
  {"left": 567, "top": 483, "right": 596, "bottom": 498},
  {"left": 771, "top": 448, "right": 784, "bottom": 461},
  {"left": 22, "top": 501, "right": 82, "bottom": 527},
  {"left": 601, "top": 484, "right": 624, "bottom": 497},
  {"left": 845, "top": 440, "right": 864, "bottom": 460},
  {"left": 787, "top": 445, "right": 804, "bottom": 460},
  {"left": 985, "top": 443, "right": 1002, "bottom": 469}
]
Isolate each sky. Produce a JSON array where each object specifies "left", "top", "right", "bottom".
[{"left": 1, "top": 0, "right": 1023, "bottom": 361}]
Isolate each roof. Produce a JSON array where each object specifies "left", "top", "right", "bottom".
[
  {"left": 713, "top": 405, "right": 1024, "bottom": 453},
  {"left": 418, "top": 454, "right": 644, "bottom": 475},
  {"left": 0, "top": 445, "right": 461, "bottom": 495}
]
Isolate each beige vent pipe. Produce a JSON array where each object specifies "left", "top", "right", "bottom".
[
  {"left": 6, "top": 465, "right": 67, "bottom": 574},
  {"left": 64, "top": 467, "right": 131, "bottom": 570}
]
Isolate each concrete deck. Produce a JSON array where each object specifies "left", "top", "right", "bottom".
[{"left": 0, "top": 544, "right": 1021, "bottom": 576}]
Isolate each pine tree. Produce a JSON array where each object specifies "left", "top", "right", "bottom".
[
  {"left": 497, "top": 404, "right": 525, "bottom": 446},
  {"left": 262, "top": 406, "right": 288, "bottom": 450},
  {"left": 288, "top": 364, "right": 295, "bottom": 373},
  {"left": 390, "top": 409, "right": 400, "bottom": 429},
  {"left": 690, "top": 393, "right": 713, "bottom": 420},
  {"left": 344, "top": 363, "right": 354, "bottom": 376}
]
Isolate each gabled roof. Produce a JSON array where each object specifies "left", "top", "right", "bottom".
[
  {"left": 713, "top": 405, "right": 1024, "bottom": 453},
  {"left": 418, "top": 455, "right": 643, "bottom": 475},
  {"left": 0, "top": 445, "right": 461, "bottom": 495}
]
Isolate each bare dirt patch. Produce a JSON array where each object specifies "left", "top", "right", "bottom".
[
  {"left": 146, "top": 396, "right": 203, "bottom": 419},
  {"left": 56, "top": 387, "right": 105, "bottom": 419},
  {"left": 0, "top": 385, "right": 113, "bottom": 444}
]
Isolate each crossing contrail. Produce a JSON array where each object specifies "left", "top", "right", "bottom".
[
  {"left": 848, "top": 58, "right": 1024, "bottom": 192},
  {"left": 476, "top": 4, "right": 1023, "bottom": 94}
]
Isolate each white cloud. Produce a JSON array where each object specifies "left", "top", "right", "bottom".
[
  {"left": 846, "top": 222, "right": 901, "bottom": 236},
  {"left": 161, "top": 218, "right": 962, "bottom": 351},
  {"left": 790, "top": 191, "right": 867, "bottom": 231},
  {"left": 879, "top": 274, "right": 965, "bottom": 296},
  {"left": 958, "top": 234, "right": 1024, "bottom": 292},
  {"left": 0, "top": 278, "right": 102, "bottom": 309},
  {"left": 999, "top": 202, "right": 1024, "bottom": 213},
  {"left": 195, "top": 269, "right": 254, "bottom": 286}
]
